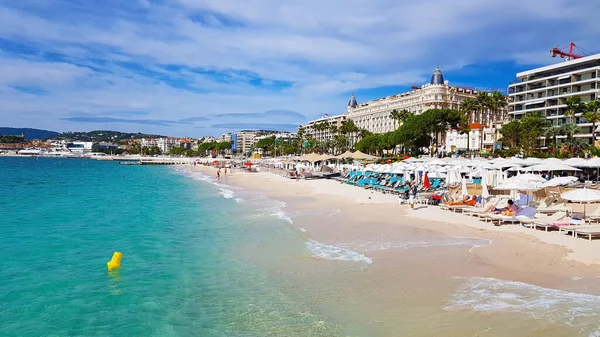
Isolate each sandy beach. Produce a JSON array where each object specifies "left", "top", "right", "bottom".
[{"left": 191, "top": 164, "right": 600, "bottom": 336}]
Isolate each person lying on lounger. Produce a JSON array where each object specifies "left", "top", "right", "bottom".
[
  {"left": 444, "top": 195, "right": 477, "bottom": 207},
  {"left": 483, "top": 199, "right": 518, "bottom": 215}
]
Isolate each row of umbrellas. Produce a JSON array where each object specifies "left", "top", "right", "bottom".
[{"left": 296, "top": 151, "right": 378, "bottom": 163}]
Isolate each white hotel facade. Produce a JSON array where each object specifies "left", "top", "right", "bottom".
[
  {"left": 508, "top": 53, "right": 600, "bottom": 144},
  {"left": 301, "top": 66, "right": 502, "bottom": 151}
]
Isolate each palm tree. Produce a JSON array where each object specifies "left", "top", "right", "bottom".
[
  {"left": 460, "top": 98, "right": 478, "bottom": 151},
  {"left": 543, "top": 125, "right": 565, "bottom": 157},
  {"left": 475, "top": 92, "right": 492, "bottom": 153},
  {"left": 340, "top": 119, "right": 360, "bottom": 149},
  {"left": 390, "top": 109, "right": 412, "bottom": 129},
  {"left": 564, "top": 96, "right": 583, "bottom": 124},
  {"left": 583, "top": 99, "right": 600, "bottom": 147},
  {"left": 488, "top": 91, "right": 507, "bottom": 152}
]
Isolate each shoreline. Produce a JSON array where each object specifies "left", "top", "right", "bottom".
[{"left": 191, "top": 164, "right": 600, "bottom": 287}]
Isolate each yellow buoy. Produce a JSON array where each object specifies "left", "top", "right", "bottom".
[{"left": 107, "top": 252, "right": 123, "bottom": 271}]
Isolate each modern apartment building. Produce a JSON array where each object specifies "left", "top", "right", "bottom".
[
  {"left": 508, "top": 53, "right": 600, "bottom": 143},
  {"left": 346, "top": 66, "right": 484, "bottom": 134},
  {"left": 235, "top": 130, "right": 282, "bottom": 154},
  {"left": 300, "top": 114, "right": 347, "bottom": 143}
]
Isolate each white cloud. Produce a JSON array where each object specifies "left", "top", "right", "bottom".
[{"left": 1, "top": 0, "right": 599, "bottom": 135}]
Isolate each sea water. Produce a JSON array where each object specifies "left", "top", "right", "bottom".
[
  {"left": 0, "top": 157, "right": 348, "bottom": 336},
  {"left": 3, "top": 157, "right": 600, "bottom": 337}
]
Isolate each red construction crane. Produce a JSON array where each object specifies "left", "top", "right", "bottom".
[{"left": 550, "top": 42, "right": 583, "bottom": 61}]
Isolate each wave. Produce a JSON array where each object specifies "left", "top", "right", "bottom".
[
  {"left": 288, "top": 209, "right": 341, "bottom": 218},
  {"left": 446, "top": 277, "right": 600, "bottom": 335},
  {"left": 219, "top": 188, "right": 235, "bottom": 199},
  {"left": 306, "top": 240, "right": 372, "bottom": 264}
]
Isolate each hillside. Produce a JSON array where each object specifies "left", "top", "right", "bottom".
[
  {"left": 53, "top": 130, "right": 167, "bottom": 142},
  {"left": 0, "top": 127, "right": 59, "bottom": 140}
]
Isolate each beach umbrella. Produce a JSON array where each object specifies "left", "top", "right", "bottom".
[
  {"left": 561, "top": 188, "right": 600, "bottom": 219},
  {"left": 481, "top": 170, "right": 490, "bottom": 199},
  {"left": 525, "top": 163, "right": 581, "bottom": 172},
  {"left": 423, "top": 172, "right": 431, "bottom": 189},
  {"left": 541, "top": 176, "right": 578, "bottom": 188},
  {"left": 461, "top": 178, "right": 468, "bottom": 198},
  {"left": 563, "top": 157, "right": 588, "bottom": 167},
  {"left": 494, "top": 180, "right": 540, "bottom": 199}
]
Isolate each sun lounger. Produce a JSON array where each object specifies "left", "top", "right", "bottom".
[
  {"left": 488, "top": 207, "right": 536, "bottom": 225},
  {"left": 463, "top": 197, "right": 500, "bottom": 217},
  {"left": 558, "top": 224, "right": 599, "bottom": 236},
  {"left": 573, "top": 227, "right": 600, "bottom": 240},
  {"left": 525, "top": 211, "right": 568, "bottom": 231}
]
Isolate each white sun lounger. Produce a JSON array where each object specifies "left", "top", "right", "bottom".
[
  {"left": 573, "top": 227, "right": 600, "bottom": 240},
  {"left": 525, "top": 211, "right": 568, "bottom": 231}
]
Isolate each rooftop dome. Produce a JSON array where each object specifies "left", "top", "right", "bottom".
[
  {"left": 348, "top": 94, "right": 358, "bottom": 108},
  {"left": 430, "top": 65, "right": 445, "bottom": 85}
]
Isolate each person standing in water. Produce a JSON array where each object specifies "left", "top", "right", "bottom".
[{"left": 217, "top": 168, "right": 221, "bottom": 180}]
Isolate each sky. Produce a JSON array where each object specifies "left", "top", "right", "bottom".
[{"left": 1, "top": 0, "right": 599, "bottom": 137}]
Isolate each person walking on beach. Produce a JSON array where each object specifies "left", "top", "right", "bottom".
[
  {"left": 224, "top": 167, "right": 228, "bottom": 176},
  {"left": 216, "top": 168, "right": 221, "bottom": 180},
  {"left": 408, "top": 182, "right": 417, "bottom": 209}
]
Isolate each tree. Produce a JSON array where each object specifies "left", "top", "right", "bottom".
[
  {"left": 340, "top": 119, "right": 360, "bottom": 149},
  {"left": 543, "top": 125, "right": 565, "bottom": 157},
  {"left": 519, "top": 113, "right": 549, "bottom": 155},
  {"left": 390, "top": 109, "right": 412, "bottom": 128},
  {"left": 255, "top": 136, "right": 276, "bottom": 156},
  {"left": 394, "top": 114, "right": 431, "bottom": 155},
  {"left": 499, "top": 120, "right": 521, "bottom": 148},
  {"left": 583, "top": 99, "right": 600, "bottom": 147},
  {"left": 461, "top": 98, "right": 478, "bottom": 151},
  {"left": 475, "top": 92, "right": 492, "bottom": 151},
  {"left": 564, "top": 96, "right": 584, "bottom": 124},
  {"left": 489, "top": 91, "right": 508, "bottom": 152},
  {"left": 420, "top": 108, "right": 466, "bottom": 155}
]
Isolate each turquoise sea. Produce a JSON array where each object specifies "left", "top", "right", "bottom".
[{"left": 0, "top": 157, "right": 353, "bottom": 336}]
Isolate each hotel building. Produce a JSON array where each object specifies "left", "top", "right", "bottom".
[
  {"left": 300, "top": 114, "right": 347, "bottom": 143},
  {"left": 508, "top": 53, "right": 600, "bottom": 144},
  {"left": 346, "top": 67, "right": 485, "bottom": 134}
]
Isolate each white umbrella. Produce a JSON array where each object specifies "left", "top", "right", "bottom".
[
  {"left": 525, "top": 163, "right": 581, "bottom": 172},
  {"left": 541, "top": 176, "right": 578, "bottom": 188},
  {"left": 495, "top": 180, "right": 540, "bottom": 199},
  {"left": 563, "top": 157, "right": 588, "bottom": 167},
  {"left": 461, "top": 178, "right": 468, "bottom": 198},
  {"left": 561, "top": 188, "right": 600, "bottom": 218},
  {"left": 481, "top": 170, "right": 490, "bottom": 199}
]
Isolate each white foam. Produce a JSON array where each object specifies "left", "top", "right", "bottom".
[
  {"left": 288, "top": 209, "right": 341, "bottom": 218},
  {"left": 306, "top": 240, "right": 372, "bottom": 264},
  {"left": 234, "top": 198, "right": 245, "bottom": 203},
  {"left": 341, "top": 235, "right": 490, "bottom": 252},
  {"left": 446, "top": 277, "right": 600, "bottom": 335},
  {"left": 273, "top": 210, "right": 293, "bottom": 224},
  {"left": 219, "top": 188, "right": 235, "bottom": 199},
  {"left": 299, "top": 227, "right": 307, "bottom": 232}
]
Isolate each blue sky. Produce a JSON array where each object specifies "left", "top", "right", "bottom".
[{"left": 1, "top": 0, "right": 599, "bottom": 137}]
